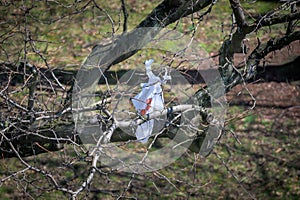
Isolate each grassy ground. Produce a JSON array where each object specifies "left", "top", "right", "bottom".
[
  {"left": 0, "top": 0, "right": 299, "bottom": 199},
  {"left": 0, "top": 0, "right": 281, "bottom": 67}
]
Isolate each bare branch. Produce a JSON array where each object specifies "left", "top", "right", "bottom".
[
  {"left": 116, "top": 104, "right": 209, "bottom": 128},
  {"left": 229, "top": 0, "right": 247, "bottom": 28},
  {"left": 120, "top": 0, "right": 128, "bottom": 32},
  {"left": 244, "top": 31, "right": 300, "bottom": 80},
  {"left": 255, "top": 11, "right": 300, "bottom": 29}
]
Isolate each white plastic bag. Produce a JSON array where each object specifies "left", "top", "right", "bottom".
[{"left": 131, "top": 59, "right": 169, "bottom": 143}]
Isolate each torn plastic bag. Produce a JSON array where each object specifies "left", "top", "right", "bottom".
[{"left": 131, "top": 59, "right": 169, "bottom": 143}]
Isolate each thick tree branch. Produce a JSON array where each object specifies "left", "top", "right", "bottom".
[
  {"left": 229, "top": 0, "right": 247, "bottom": 27},
  {"left": 219, "top": 0, "right": 300, "bottom": 87},
  {"left": 83, "top": 0, "right": 212, "bottom": 70},
  {"left": 255, "top": 11, "right": 300, "bottom": 28},
  {"left": 244, "top": 31, "right": 300, "bottom": 81},
  {"left": 0, "top": 104, "right": 210, "bottom": 158}
]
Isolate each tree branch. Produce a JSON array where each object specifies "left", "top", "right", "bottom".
[
  {"left": 229, "top": 0, "right": 247, "bottom": 27},
  {"left": 219, "top": 0, "right": 300, "bottom": 87},
  {"left": 0, "top": 103, "right": 210, "bottom": 158},
  {"left": 244, "top": 31, "right": 300, "bottom": 80},
  {"left": 83, "top": 0, "right": 212, "bottom": 71}
]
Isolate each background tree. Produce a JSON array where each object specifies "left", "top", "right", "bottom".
[{"left": 0, "top": 0, "right": 299, "bottom": 199}]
